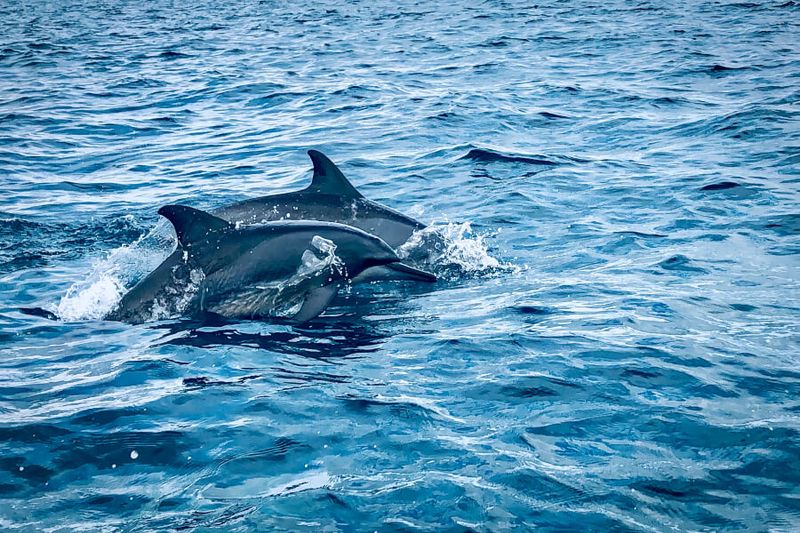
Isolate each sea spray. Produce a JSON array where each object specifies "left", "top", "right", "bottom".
[
  {"left": 56, "top": 222, "right": 175, "bottom": 320},
  {"left": 398, "top": 221, "right": 511, "bottom": 280}
]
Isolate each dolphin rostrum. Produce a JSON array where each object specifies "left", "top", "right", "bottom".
[
  {"left": 108, "top": 150, "right": 435, "bottom": 323},
  {"left": 152, "top": 205, "right": 413, "bottom": 323}
]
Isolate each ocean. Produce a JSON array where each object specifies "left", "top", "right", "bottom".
[{"left": 1, "top": 0, "right": 799, "bottom": 530}]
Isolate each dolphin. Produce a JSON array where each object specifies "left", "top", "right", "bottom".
[
  {"left": 217, "top": 150, "right": 426, "bottom": 248},
  {"left": 107, "top": 150, "right": 435, "bottom": 323},
  {"left": 148, "top": 205, "right": 408, "bottom": 323}
]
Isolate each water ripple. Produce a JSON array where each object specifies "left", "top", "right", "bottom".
[{"left": 1, "top": 0, "right": 799, "bottom": 530}]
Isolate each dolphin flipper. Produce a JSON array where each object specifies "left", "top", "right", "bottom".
[
  {"left": 291, "top": 284, "right": 340, "bottom": 323},
  {"left": 306, "top": 150, "right": 363, "bottom": 198}
]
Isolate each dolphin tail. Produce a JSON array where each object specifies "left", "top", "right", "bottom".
[{"left": 386, "top": 262, "right": 437, "bottom": 283}]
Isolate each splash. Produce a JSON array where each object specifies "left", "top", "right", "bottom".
[
  {"left": 56, "top": 272, "right": 127, "bottom": 321},
  {"left": 55, "top": 223, "right": 175, "bottom": 321},
  {"left": 397, "top": 221, "right": 509, "bottom": 280}
]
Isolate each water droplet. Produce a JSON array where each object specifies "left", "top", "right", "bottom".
[
  {"left": 130, "top": 450, "right": 139, "bottom": 459},
  {"left": 112, "top": 464, "right": 117, "bottom": 469},
  {"left": 18, "top": 466, "right": 24, "bottom": 472}
]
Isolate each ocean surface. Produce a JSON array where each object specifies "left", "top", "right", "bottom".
[{"left": 1, "top": 0, "right": 799, "bottom": 530}]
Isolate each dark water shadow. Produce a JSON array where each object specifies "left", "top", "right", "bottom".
[
  {"left": 148, "top": 279, "right": 437, "bottom": 359},
  {"left": 157, "top": 319, "right": 388, "bottom": 361},
  {"left": 148, "top": 293, "right": 406, "bottom": 362}
]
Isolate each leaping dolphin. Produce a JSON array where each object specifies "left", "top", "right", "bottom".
[
  {"left": 107, "top": 151, "right": 435, "bottom": 323},
  {"left": 155, "top": 205, "right": 408, "bottom": 322}
]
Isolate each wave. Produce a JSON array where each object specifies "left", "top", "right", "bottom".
[
  {"left": 665, "top": 106, "right": 797, "bottom": 140},
  {"left": 700, "top": 181, "right": 741, "bottom": 191},
  {"left": 460, "top": 148, "right": 559, "bottom": 166},
  {"left": 0, "top": 214, "right": 148, "bottom": 274}
]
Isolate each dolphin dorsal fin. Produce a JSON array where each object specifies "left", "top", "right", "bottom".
[
  {"left": 158, "top": 205, "right": 231, "bottom": 247},
  {"left": 307, "top": 150, "right": 363, "bottom": 198}
]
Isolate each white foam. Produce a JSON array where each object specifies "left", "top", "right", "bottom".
[
  {"left": 398, "top": 221, "right": 508, "bottom": 279},
  {"left": 56, "top": 272, "right": 126, "bottom": 321},
  {"left": 55, "top": 223, "right": 175, "bottom": 321}
]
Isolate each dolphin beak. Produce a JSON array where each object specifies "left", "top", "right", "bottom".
[{"left": 386, "top": 262, "right": 437, "bottom": 283}]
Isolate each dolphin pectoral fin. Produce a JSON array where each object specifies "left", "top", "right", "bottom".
[
  {"left": 386, "top": 262, "right": 438, "bottom": 283},
  {"left": 291, "top": 284, "right": 340, "bottom": 323},
  {"left": 306, "top": 150, "right": 363, "bottom": 198}
]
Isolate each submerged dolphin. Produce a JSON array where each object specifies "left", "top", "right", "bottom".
[
  {"left": 155, "top": 205, "right": 406, "bottom": 322},
  {"left": 107, "top": 151, "right": 434, "bottom": 323}
]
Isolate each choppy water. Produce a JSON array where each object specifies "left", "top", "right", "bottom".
[{"left": 2, "top": 0, "right": 800, "bottom": 530}]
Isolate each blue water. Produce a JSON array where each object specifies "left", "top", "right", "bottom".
[{"left": 2, "top": 0, "right": 799, "bottom": 530}]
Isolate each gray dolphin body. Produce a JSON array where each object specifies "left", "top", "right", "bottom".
[
  {"left": 107, "top": 150, "right": 434, "bottom": 323},
  {"left": 154, "top": 205, "right": 405, "bottom": 322},
  {"left": 217, "top": 150, "right": 426, "bottom": 248}
]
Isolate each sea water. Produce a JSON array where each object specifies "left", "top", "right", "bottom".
[{"left": 1, "top": 0, "right": 799, "bottom": 530}]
